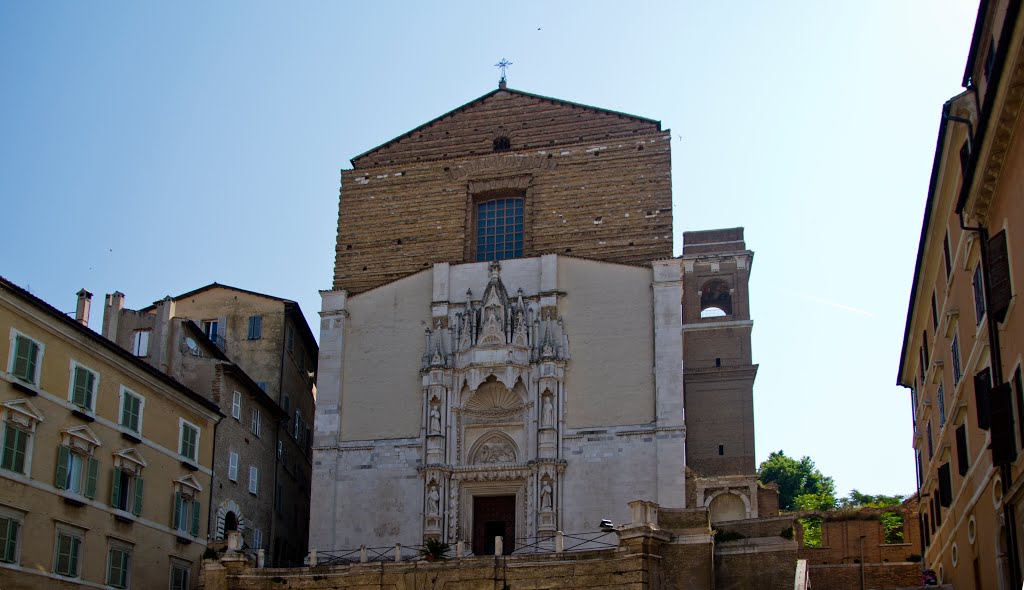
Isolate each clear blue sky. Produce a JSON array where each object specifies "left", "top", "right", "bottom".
[{"left": 0, "top": 1, "right": 978, "bottom": 499}]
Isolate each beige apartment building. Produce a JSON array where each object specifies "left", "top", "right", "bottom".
[
  {"left": 0, "top": 277, "right": 221, "bottom": 590},
  {"left": 898, "top": 1, "right": 1024, "bottom": 587},
  {"left": 103, "top": 283, "right": 317, "bottom": 567}
]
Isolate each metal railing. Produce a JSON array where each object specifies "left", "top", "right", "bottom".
[{"left": 309, "top": 530, "right": 619, "bottom": 567}]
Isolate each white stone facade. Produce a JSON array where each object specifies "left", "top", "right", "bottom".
[{"left": 311, "top": 255, "right": 686, "bottom": 551}]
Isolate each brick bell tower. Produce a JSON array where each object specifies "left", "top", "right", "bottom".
[{"left": 679, "top": 228, "right": 760, "bottom": 523}]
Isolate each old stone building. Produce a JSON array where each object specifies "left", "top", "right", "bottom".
[
  {"left": 0, "top": 278, "right": 221, "bottom": 590},
  {"left": 311, "top": 84, "right": 762, "bottom": 557},
  {"left": 898, "top": 0, "right": 1024, "bottom": 587},
  {"left": 103, "top": 283, "right": 317, "bottom": 567}
]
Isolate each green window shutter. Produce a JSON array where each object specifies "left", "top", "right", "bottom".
[
  {"left": 55, "top": 445, "right": 71, "bottom": 489},
  {"left": 0, "top": 518, "right": 13, "bottom": 563},
  {"left": 191, "top": 499, "right": 200, "bottom": 536},
  {"left": 0, "top": 426, "right": 14, "bottom": 471},
  {"left": 72, "top": 367, "right": 90, "bottom": 407},
  {"left": 14, "top": 339, "right": 40, "bottom": 383},
  {"left": 111, "top": 467, "right": 122, "bottom": 507},
  {"left": 69, "top": 536, "right": 80, "bottom": 576},
  {"left": 26, "top": 341, "right": 38, "bottom": 383},
  {"left": 173, "top": 492, "right": 182, "bottom": 529},
  {"left": 4, "top": 520, "right": 17, "bottom": 562},
  {"left": 12, "top": 429, "right": 26, "bottom": 473},
  {"left": 132, "top": 477, "right": 144, "bottom": 516},
  {"left": 85, "top": 457, "right": 99, "bottom": 499}
]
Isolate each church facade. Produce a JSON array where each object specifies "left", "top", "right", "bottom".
[{"left": 310, "top": 85, "right": 758, "bottom": 553}]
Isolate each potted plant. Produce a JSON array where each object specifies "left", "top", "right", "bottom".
[{"left": 420, "top": 537, "right": 451, "bottom": 562}]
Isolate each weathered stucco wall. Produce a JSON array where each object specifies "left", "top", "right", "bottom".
[
  {"left": 559, "top": 257, "right": 655, "bottom": 428},
  {"left": 340, "top": 271, "right": 433, "bottom": 441}
]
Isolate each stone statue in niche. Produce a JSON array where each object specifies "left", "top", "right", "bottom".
[
  {"left": 427, "top": 484, "right": 440, "bottom": 516},
  {"left": 429, "top": 405, "right": 441, "bottom": 434},
  {"left": 476, "top": 439, "right": 516, "bottom": 464},
  {"left": 540, "top": 480, "right": 553, "bottom": 510},
  {"left": 541, "top": 395, "right": 554, "bottom": 428}
]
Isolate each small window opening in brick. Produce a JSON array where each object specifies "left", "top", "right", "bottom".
[
  {"left": 493, "top": 135, "right": 511, "bottom": 152},
  {"left": 594, "top": 217, "right": 603, "bottom": 224},
  {"left": 362, "top": 266, "right": 368, "bottom": 271},
  {"left": 346, "top": 244, "right": 352, "bottom": 250},
  {"left": 700, "top": 279, "right": 732, "bottom": 318},
  {"left": 547, "top": 153, "right": 553, "bottom": 159},
  {"left": 628, "top": 241, "right": 634, "bottom": 247},
  {"left": 564, "top": 248, "right": 572, "bottom": 254},
  {"left": 715, "top": 358, "right": 721, "bottom": 367},
  {"left": 718, "top": 445, "right": 724, "bottom": 455},
  {"left": 395, "top": 239, "right": 402, "bottom": 245},
  {"left": 880, "top": 512, "right": 905, "bottom": 544},
  {"left": 637, "top": 144, "right": 644, "bottom": 151}
]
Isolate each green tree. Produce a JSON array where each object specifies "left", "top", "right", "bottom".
[
  {"left": 757, "top": 450, "right": 836, "bottom": 511},
  {"left": 837, "top": 489, "right": 904, "bottom": 508}
]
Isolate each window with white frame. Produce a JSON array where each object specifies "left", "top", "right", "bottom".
[
  {"left": 119, "top": 387, "right": 144, "bottom": 435},
  {"left": 170, "top": 559, "right": 191, "bottom": 590},
  {"left": 231, "top": 391, "right": 241, "bottom": 420},
  {"left": 68, "top": 361, "right": 98, "bottom": 412},
  {"left": 228, "top": 451, "right": 238, "bottom": 482},
  {"left": 9, "top": 331, "right": 43, "bottom": 385},
  {"left": 178, "top": 419, "right": 200, "bottom": 463},
  {"left": 53, "top": 526, "right": 83, "bottom": 577},
  {"left": 951, "top": 334, "right": 962, "bottom": 386},
  {"left": 111, "top": 449, "right": 146, "bottom": 515},
  {"left": 294, "top": 410, "right": 304, "bottom": 445},
  {"left": 250, "top": 409, "right": 261, "bottom": 437},
  {"left": 248, "top": 465, "right": 258, "bottom": 495},
  {"left": 131, "top": 329, "right": 150, "bottom": 357},
  {"left": 106, "top": 541, "right": 131, "bottom": 589},
  {"left": 1, "top": 399, "right": 44, "bottom": 476},
  {"left": 202, "top": 320, "right": 220, "bottom": 343},
  {"left": 0, "top": 508, "right": 23, "bottom": 564},
  {"left": 172, "top": 476, "right": 202, "bottom": 536},
  {"left": 247, "top": 315, "right": 262, "bottom": 340},
  {"left": 55, "top": 426, "right": 101, "bottom": 498},
  {"left": 252, "top": 528, "right": 263, "bottom": 551}
]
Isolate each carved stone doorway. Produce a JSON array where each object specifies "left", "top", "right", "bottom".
[{"left": 473, "top": 495, "right": 515, "bottom": 555}]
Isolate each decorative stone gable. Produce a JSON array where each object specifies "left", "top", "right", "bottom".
[{"left": 418, "top": 261, "right": 568, "bottom": 549}]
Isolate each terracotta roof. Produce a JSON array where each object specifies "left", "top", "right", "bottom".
[{"left": 0, "top": 276, "right": 224, "bottom": 416}]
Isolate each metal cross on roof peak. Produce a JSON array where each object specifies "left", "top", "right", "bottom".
[{"left": 495, "top": 58, "right": 513, "bottom": 86}]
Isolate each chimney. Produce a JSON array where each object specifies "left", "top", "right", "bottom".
[
  {"left": 154, "top": 296, "right": 176, "bottom": 373},
  {"left": 75, "top": 289, "right": 93, "bottom": 326},
  {"left": 102, "top": 291, "right": 125, "bottom": 339}
]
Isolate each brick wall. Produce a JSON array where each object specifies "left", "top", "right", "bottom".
[
  {"left": 715, "top": 549, "right": 798, "bottom": 590},
  {"left": 806, "top": 563, "right": 921, "bottom": 589},
  {"left": 203, "top": 550, "right": 658, "bottom": 590},
  {"left": 333, "top": 89, "right": 673, "bottom": 294}
]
